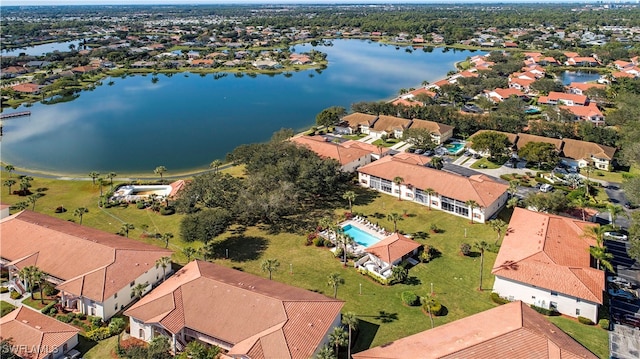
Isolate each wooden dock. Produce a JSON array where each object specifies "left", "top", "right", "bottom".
[{"left": 0, "top": 111, "right": 31, "bottom": 119}]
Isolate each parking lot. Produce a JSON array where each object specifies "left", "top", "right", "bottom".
[{"left": 606, "top": 239, "right": 640, "bottom": 359}]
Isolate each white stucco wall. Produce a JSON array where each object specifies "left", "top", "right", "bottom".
[
  {"left": 129, "top": 318, "right": 154, "bottom": 342},
  {"left": 311, "top": 312, "right": 343, "bottom": 358},
  {"left": 341, "top": 155, "right": 372, "bottom": 173},
  {"left": 493, "top": 276, "right": 599, "bottom": 322}
]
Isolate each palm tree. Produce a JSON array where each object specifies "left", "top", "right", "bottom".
[
  {"left": 261, "top": 258, "right": 280, "bottom": 280},
  {"left": 606, "top": 203, "right": 627, "bottom": 229},
  {"left": 508, "top": 180, "right": 519, "bottom": 197},
  {"left": 430, "top": 156, "right": 444, "bottom": 170},
  {"left": 209, "top": 159, "right": 223, "bottom": 174},
  {"left": 335, "top": 233, "right": 354, "bottom": 266},
  {"left": 96, "top": 177, "right": 105, "bottom": 197},
  {"left": 573, "top": 196, "right": 590, "bottom": 222},
  {"left": 387, "top": 212, "right": 402, "bottom": 232},
  {"left": 130, "top": 282, "right": 149, "bottom": 300},
  {"left": 27, "top": 193, "right": 42, "bottom": 211},
  {"left": 19, "top": 176, "right": 33, "bottom": 194},
  {"left": 3, "top": 179, "right": 16, "bottom": 195},
  {"left": 589, "top": 246, "right": 614, "bottom": 272},
  {"left": 4, "top": 164, "right": 15, "bottom": 177},
  {"left": 393, "top": 176, "right": 404, "bottom": 200},
  {"left": 425, "top": 188, "right": 436, "bottom": 210},
  {"left": 31, "top": 268, "right": 47, "bottom": 304},
  {"left": 74, "top": 207, "right": 88, "bottom": 225},
  {"left": 18, "top": 266, "right": 35, "bottom": 294},
  {"left": 106, "top": 172, "right": 117, "bottom": 189},
  {"left": 582, "top": 165, "right": 594, "bottom": 197},
  {"left": 584, "top": 225, "right": 607, "bottom": 247},
  {"left": 391, "top": 265, "right": 408, "bottom": 284},
  {"left": 342, "top": 191, "right": 357, "bottom": 213},
  {"left": 465, "top": 200, "right": 480, "bottom": 224},
  {"left": 328, "top": 326, "right": 348, "bottom": 358},
  {"left": 88, "top": 171, "right": 100, "bottom": 185},
  {"left": 342, "top": 312, "right": 358, "bottom": 359},
  {"left": 182, "top": 247, "right": 197, "bottom": 262},
  {"left": 155, "top": 256, "right": 171, "bottom": 281},
  {"left": 154, "top": 166, "right": 167, "bottom": 181},
  {"left": 161, "top": 232, "right": 174, "bottom": 249},
  {"left": 474, "top": 241, "right": 489, "bottom": 290},
  {"left": 507, "top": 196, "right": 520, "bottom": 209},
  {"left": 120, "top": 223, "right": 134, "bottom": 237},
  {"left": 327, "top": 273, "right": 344, "bottom": 299},
  {"left": 314, "top": 345, "right": 336, "bottom": 359},
  {"left": 487, "top": 219, "right": 508, "bottom": 244}
]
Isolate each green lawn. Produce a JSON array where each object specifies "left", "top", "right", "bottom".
[
  {"left": 548, "top": 316, "right": 609, "bottom": 359},
  {"left": 0, "top": 170, "right": 608, "bottom": 357},
  {"left": 21, "top": 292, "right": 56, "bottom": 310},
  {"left": 588, "top": 166, "right": 640, "bottom": 184},
  {"left": 82, "top": 335, "right": 116, "bottom": 359},
  {"left": 1, "top": 301, "right": 16, "bottom": 317},
  {"left": 371, "top": 139, "right": 398, "bottom": 148},
  {"left": 470, "top": 157, "right": 503, "bottom": 169}
]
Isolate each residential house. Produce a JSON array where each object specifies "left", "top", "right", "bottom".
[
  {"left": 352, "top": 301, "right": 597, "bottom": 359},
  {"left": 406, "top": 119, "right": 454, "bottom": 144},
  {"left": 125, "top": 260, "right": 343, "bottom": 358},
  {"left": 357, "top": 154, "right": 509, "bottom": 223},
  {"left": 0, "top": 307, "right": 80, "bottom": 359},
  {"left": 567, "top": 82, "right": 606, "bottom": 95},
  {"left": 492, "top": 208, "right": 604, "bottom": 323},
  {"left": 565, "top": 56, "right": 599, "bottom": 67},
  {"left": 354, "top": 232, "right": 421, "bottom": 280},
  {"left": 11, "top": 83, "right": 42, "bottom": 94},
  {"left": 0, "top": 210, "right": 172, "bottom": 320},
  {"left": 560, "top": 104, "right": 605, "bottom": 126},
  {"left": 484, "top": 88, "right": 527, "bottom": 103},
  {"left": 333, "top": 112, "right": 378, "bottom": 135},
  {"left": 0, "top": 203, "right": 10, "bottom": 219},
  {"left": 291, "top": 135, "right": 374, "bottom": 172},
  {"left": 508, "top": 77, "right": 535, "bottom": 93},
  {"left": 252, "top": 59, "right": 281, "bottom": 70},
  {"left": 537, "top": 92, "right": 588, "bottom": 106},
  {"left": 561, "top": 138, "right": 616, "bottom": 171},
  {"left": 468, "top": 130, "right": 518, "bottom": 155},
  {"left": 365, "top": 115, "right": 412, "bottom": 139},
  {"left": 515, "top": 133, "right": 563, "bottom": 152}
]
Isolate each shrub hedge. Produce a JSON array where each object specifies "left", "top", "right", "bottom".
[
  {"left": 401, "top": 291, "right": 420, "bottom": 306},
  {"left": 422, "top": 298, "right": 444, "bottom": 316},
  {"left": 598, "top": 319, "right": 610, "bottom": 330},
  {"left": 530, "top": 304, "right": 559, "bottom": 316},
  {"left": 86, "top": 327, "right": 112, "bottom": 341},
  {"left": 40, "top": 301, "right": 57, "bottom": 314},
  {"left": 578, "top": 316, "right": 595, "bottom": 325},
  {"left": 0, "top": 287, "right": 8, "bottom": 294},
  {"left": 490, "top": 292, "right": 510, "bottom": 305}
]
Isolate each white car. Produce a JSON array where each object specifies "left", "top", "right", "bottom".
[
  {"left": 604, "top": 232, "right": 628, "bottom": 241},
  {"left": 607, "top": 276, "right": 632, "bottom": 289},
  {"left": 539, "top": 184, "right": 553, "bottom": 193}
]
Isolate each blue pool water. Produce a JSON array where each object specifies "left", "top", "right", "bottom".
[
  {"left": 343, "top": 224, "right": 382, "bottom": 247},
  {"left": 446, "top": 142, "right": 465, "bottom": 155}
]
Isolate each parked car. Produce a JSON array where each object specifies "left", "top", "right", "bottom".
[
  {"left": 414, "top": 148, "right": 424, "bottom": 154},
  {"left": 472, "top": 153, "right": 482, "bottom": 159},
  {"left": 423, "top": 150, "right": 434, "bottom": 156},
  {"left": 464, "top": 151, "right": 473, "bottom": 157},
  {"left": 539, "top": 184, "right": 553, "bottom": 193},
  {"left": 607, "top": 276, "right": 633, "bottom": 289},
  {"left": 608, "top": 288, "right": 637, "bottom": 301},
  {"left": 620, "top": 314, "right": 640, "bottom": 328},
  {"left": 604, "top": 231, "right": 628, "bottom": 241}
]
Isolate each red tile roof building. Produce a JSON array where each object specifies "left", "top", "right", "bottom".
[
  {"left": 352, "top": 301, "right": 597, "bottom": 359},
  {"left": 0, "top": 307, "right": 80, "bottom": 359},
  {"left": 492, "top": 208, "right": 605, "bottom": 323},
  {"left": 291, "top": 135, "right": 374, "bottom": 172},
  {"left": 125, "top": 260, "right": 343, "bottom": 358},
  {"left": 357, "top": 154, "right": 508, "bottom": 223},
  {"left": 0, "top": 210, "right": 172, "bottom": 320}
]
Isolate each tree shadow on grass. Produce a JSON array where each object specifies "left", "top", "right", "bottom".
[
  {"left": 353, "top": 186, "right": 381, "bottom": 207},
  {"left": 405, "top": 276, "right": 422, "bottom": 286},
  {"left": 207, "top": 236, "right": 268, "bottom": 262},
  {"left": 374, "top": 311, "right": 398, "bottom": 323},
  {"left": 351, "top": 319, "right": 380, "bottom": 354},
  {"left": 468, "top": 251, "right": 481, "bottom": 258}
]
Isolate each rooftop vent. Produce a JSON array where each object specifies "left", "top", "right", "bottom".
[
  {"left": 22, "top": 320, "right": 28, "bottom": 323},
  {"left": 35, "top": 325, "right": 41, "bottom": 329}
]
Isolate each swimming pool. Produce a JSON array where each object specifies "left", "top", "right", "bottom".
[
  {"left": 445, "top": 142, "right": 466, "bottom": 155},
  {"left": 343, "top": 224, "right": 382, "bottom": 247}
]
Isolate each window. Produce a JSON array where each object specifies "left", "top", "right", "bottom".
[
  {"left": 576, "top": 308, "right": 580, "bottom": 316},
  {"left": 576, "top": 298, "right": 581, "bottom": 303},
  {"left": 139, "top": 328, "right": 145, "bottom": 340},
  {"left": 114, "top": 293, "right": 117, "bottom": 299},
  {"left": 115, "top": 303, "right": 118, "bottom": 310},
  {"left": 130, "top": 281, "right": 135, "bottom": 287},
  {"left": 131, "top": 292, "right": 135, "bottom": 299},
  {"left": 551, "top": 291, "right": 558, "bottom": 296}
]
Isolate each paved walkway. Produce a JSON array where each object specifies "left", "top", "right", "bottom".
[{"left": 0, "top": 289, "right": 27, "bottom": 308}]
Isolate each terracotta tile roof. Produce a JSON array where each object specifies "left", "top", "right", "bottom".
[
  {"left": 560, "top": 104, "right": 603, "bottom": 119},
  {"left": 0, "top": 307, "right": 79, "bottom": 359},
  {"left": 341, "top": 140, "right": 391, "bottom": 155},
  {"left": 561, "top": 138, "right": 615, "bottom": 161},
  {"left": 352, "top": 301, "right": 597, "bottom": 359},
  {"left": 358, "top": 155, "right": 508, "bottom": 207},
  {"left": 546, "top": 92, "right": 588, "bottom": 105},
  {"left": 365, "top": 233, "right": 421, "bottom": 264},
  {"left": 291, "top": 136, "right": 371, "bottom": 166},
  {"left": 509, "top": 77, "right": 535, "bottom": 88},
  {"left": 493, "top": 87, "right": 526, "bottom": 99},
  {"left": 341, "top": 112, "right": 378, "bottom": 128},
  {"left": 125, "top": 261, "right": 343, "bottom": 359},
  {"left": 370, "top": 115, "right": 412, "bottom": 132},
  {"left": 492, "top": 208, "right": 604, "bottom": 303},
  {"left": 470, "top": 130, "right": 518, "bottom": 145},
  {"left": 515, "top": 133, "right": 563, "bottom": 151},
  {"left": 11, "top": 83, "right": 41, "bottom": 93},
  {"left": 612, "top": 71, "right": 635, "bottom": 79},
  {"left": 0, "top": 210, "right": 171, "bottom": 302},
  {"left": 408, "top": 119, "right": 453, "bottom": 136},
  {"left": 433, "top": 79, "right": 450, "bottom": 88},
  {"left": 408, "top": 87, "right": 437, "bottom": 98},
  {"left": 391, "top": 153, "right": 432, "bottom": 166},
  {"left": 392, "top": 98, "right": 423, "bottom": 107},
  {"left": 568, "top": 82, "right": 606, "bottom": 92}
]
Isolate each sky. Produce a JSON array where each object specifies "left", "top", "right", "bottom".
[{"left": 0, "top": 0, "right": 603, "bottom": 6}]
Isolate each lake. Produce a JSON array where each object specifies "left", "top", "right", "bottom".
[
  {"left": 0, "top": 40, "right": 479, "bottom": 175},
  {"left": 559, "top": 70, "right": 602, "bottom": 85},
  {"left": 1, "top": 40, "right": 83, "bottom": 57}
]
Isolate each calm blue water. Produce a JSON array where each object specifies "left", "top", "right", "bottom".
[
  {"left": 343, "top": 224, "right": 382, "bottom": 247},
  {"left": 446, "top": 142, "right": 465, "bottom": 155},
  {"left": 559, "top": 71, "right": 602, "bottom": 85},
  {"left": 1, "top": 40, "right": 82, "bottom": 56},
  {"left": 0, "top": 40, "right": 479, "bottom": 174}
]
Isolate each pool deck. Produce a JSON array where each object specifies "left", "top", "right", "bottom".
[{"left": 341, "top": 218, "right": 391, "bottom": 254}]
